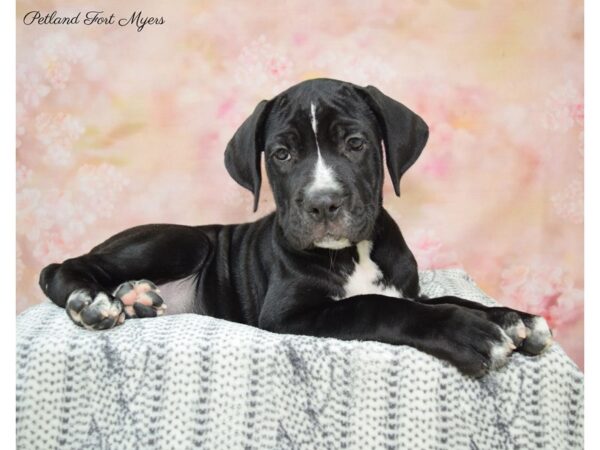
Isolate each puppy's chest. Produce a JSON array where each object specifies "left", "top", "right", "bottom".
[{"left": 334, "top": 241, "right": 402, "bottom": 300}]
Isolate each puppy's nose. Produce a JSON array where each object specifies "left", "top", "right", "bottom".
[{"left": 303, "top": 191, "right": 345, "bottom": 221}]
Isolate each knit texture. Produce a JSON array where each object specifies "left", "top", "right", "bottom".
[{"left": 16, "top": 269, "right": 583, "bottom": 449}]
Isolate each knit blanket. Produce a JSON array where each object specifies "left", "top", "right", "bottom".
[{"left": 16, "top": 269, "right": 583, "bottom": 450}]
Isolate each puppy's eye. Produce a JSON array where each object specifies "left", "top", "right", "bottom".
[
  {"left": 273, "top": 147, "right": 291, "bottom": 161},
  {"left": 346, "top": 136, "right": 365, "bottom": 151}
]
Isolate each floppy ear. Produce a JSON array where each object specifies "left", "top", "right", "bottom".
[
  {"left": 359, "top": 85, "right": 429, "bottom": 197},
  {"left": 224, "top": 100, "right": 270, "bottom": 212}
]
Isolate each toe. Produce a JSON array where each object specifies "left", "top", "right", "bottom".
[
  {"left": 156, "top": 303, "right": 167, "bottom": 316},
  {"left": 488, "top": 328, "right": 516, "bottom": 370},
  {"left": 133, "top": 303, "right": 157, "bottom": 318},
  {"left": 96, "top": 316, "right": 118, "bottom": 330},
  {"left": 79, "top": 293, "right": 112, "bottom": 325},
  {"left": 486, "top": 309, "right": 527, "bottom": 347},
  {"left": 522, "top": 316, "right": 553, "bottom": 355},
  {"left": 145, "top": 291, "right": 164, "bottom": 307},
  {"left": 66, "top": 290, "right": 91, "bottom": 313},
  {"left": 505, "top": 318, "right": 527, "bottom": 347},
  {"left": 124, "top": 305, "right": 136, "bottom": 318}
]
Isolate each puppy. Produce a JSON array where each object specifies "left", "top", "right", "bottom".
[{"left": 39, "top": 78, "right": 552, "bottom": 377}]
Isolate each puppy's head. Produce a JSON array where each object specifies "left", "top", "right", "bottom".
[{"left": 225, "top": 78, "right": 428, "bottom": 251}]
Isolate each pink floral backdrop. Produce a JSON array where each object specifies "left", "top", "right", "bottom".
[{"left": 16, "top": 0, "right": 584, "bottom": 368}]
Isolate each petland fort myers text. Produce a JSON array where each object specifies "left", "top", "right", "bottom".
[{"left": 22, "top": 10, "right": 164, "bottom": 32}]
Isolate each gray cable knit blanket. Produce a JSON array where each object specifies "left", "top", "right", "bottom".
[{"left": 16, "top": 269, "right": 583, "bottom": 450}]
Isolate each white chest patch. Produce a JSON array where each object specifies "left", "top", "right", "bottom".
[{"left": 335, "top": 241, "right": 402, "bottom": 300}]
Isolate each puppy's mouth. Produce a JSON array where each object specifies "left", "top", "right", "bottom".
[
  {"left": 313, "top": 233, "right": 352, "bottom": 250},
  {"left": 280, "top": 204, "right": 376, "bottom": 252},
  {"left": 304, "top": 212, "right": 365, "bottom": 250}
]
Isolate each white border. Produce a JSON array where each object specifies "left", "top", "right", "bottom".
[
  {"left": 1, "top": 0, "right": 16, "bottom": 448},
  {"left": 4, "top": 2, "right": 591, "bottom": 448},
  {"left": 585, "top": 0, "right": 597, "bottom": 447}
]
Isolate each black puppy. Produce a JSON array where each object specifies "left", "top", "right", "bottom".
[{"left": 39, "top": 78, "right": 552, "bottom": 377}]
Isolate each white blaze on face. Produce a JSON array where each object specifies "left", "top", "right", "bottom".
[{"left": 307, "top": 102, "right": 341, "bottom": 194}]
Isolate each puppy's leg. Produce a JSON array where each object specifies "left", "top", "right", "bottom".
[
  {"left": 417, "top": 296, "right": 553, "bottom": 355},
  {"left": 260, "top": 284, "right": 517, "bottom": 378},
  {"left": 39, "top": 224, "right": 211, "bottom": 330}
]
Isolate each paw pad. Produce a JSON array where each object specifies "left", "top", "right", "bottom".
[
  {"left": 66, "top": 290, "right": 124, "bottom": 330},
  {"left": 113, "top": 280, "right": 167, "bottom": 318}
]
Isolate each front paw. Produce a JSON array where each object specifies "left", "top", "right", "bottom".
[
  {"left": 519, "top": 314, "right": 553, "bottom": 355},
  {"left": 435, "top": 306, "right": 516, "bottom": 378},
  {"left": 66, "top": 290, "right": 125, "bottom": 330},
  {"left": 484, "top": 308, "right": 553, "bottom": 355}
]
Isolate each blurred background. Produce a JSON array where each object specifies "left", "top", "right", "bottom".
[{"left": 16, "top": 0, "right": 584, "bottom": 367}]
